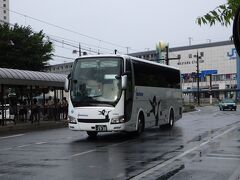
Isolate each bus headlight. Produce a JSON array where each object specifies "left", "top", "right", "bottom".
[
  {"left": 68, "top": 116, "right": 77, "bottom": 124},
  {"left": 111, "top": 116, "right": 125, "bottom": 124}
]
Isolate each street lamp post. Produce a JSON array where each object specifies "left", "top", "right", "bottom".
[{"left": 194, "top": 51, "right": 201, "bottom": 106}]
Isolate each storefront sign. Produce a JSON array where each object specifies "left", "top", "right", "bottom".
[{"left": 177, "top": 59, "right": 204, "bottom": 65}]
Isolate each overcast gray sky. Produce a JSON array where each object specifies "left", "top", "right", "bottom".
[{"left": 10, "top": 0, "right": 231, "bottom": 64}]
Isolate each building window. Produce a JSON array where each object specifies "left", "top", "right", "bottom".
[
  {"left": 189, "top": 54, "right": 192, "bottom": 58},
  {"left": 200, "top": 52, "right": 204, "bottom": 57},
  {"left": 3, "top": 16, "right": 6, "bottom": 20},
  {"left": 3, "top": 4, "right": 6, "bottom": 7},
  {"left": 3, "top": 10, "right": 6, "bottom": 13},
  {"left": 226, "top": 74, "right": 231, "bottom": 80}
]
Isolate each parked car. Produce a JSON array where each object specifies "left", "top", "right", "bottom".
[{"left": 219, "top": 99, "right": 237, "bottom": 111}]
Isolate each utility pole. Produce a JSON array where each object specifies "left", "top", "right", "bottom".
[
  {"left": 79, "top": 43, "right": 82, "bottom": 57},
  {"left": 72, "top": 43, "right": 82, "bottom": 57},
  {"left": 209, "top": 74, "right": 213, "bottom": 104},
  {"left": 126, "top": 47, "right": 130, "bottom": 54},
  {"left": 188, "top": 37, "right": 193, "bottom": 46},
  {"left": 196, "top": 51, "right": 200, "bottom": 106}
]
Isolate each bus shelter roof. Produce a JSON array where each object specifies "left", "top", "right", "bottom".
[{"left": 0, "top": 68, "right": 66, "bottom": 88}]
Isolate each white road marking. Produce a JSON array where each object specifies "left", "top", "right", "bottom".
[
  {"left": 0, "top": 134, "right": 25, "bottom": 140},
  {"left": 130, "top": 126, "right": 237, "bottom": 180},
  {"left": 70, "top": 134, "right": 155, "bottom": 158},
  {"left": 208, "top": 153, "right": 240, "bottom": 158},
  {"left": 0, "top": 142, "right": 47, "bottom": 151},
  {"left": 17, "top": 144, "right": 30, "bottom": 148},
  {"left": 108, "top": 139, "right": 136, "bottom": 147},
  {"left": 35, "top": 142, "right": 47, "bottom": 145},
  {"left": 206, "top": 156, "right": 240, "bottom": 161},
  {"left": 71, "top": 149, "right": 96, "bottom": 157}
]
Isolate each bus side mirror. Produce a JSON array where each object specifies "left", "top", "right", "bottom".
[
  {"left": 64, "top": 77, "right": 69, "bottom": 92},
  {"left": 121, "top": 75, "right": 127, "bottom": 90}
]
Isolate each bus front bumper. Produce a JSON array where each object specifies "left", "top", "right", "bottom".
[{"left": 68, "top": 122, "right": 126, "bottom": 132}]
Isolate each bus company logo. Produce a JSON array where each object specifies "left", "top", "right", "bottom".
[
  {"left": 227, "top": 48, "right": 237, "bottom": 60},
  {"left": 98, "top": 109, "right": 111, "bottom": 120},
  {"left": 136, "top": 92, "right": 144, "bottom": 96}
]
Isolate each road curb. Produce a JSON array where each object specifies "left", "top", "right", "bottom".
[{"left": 0, "top": 120, "right": 68, "bottom": 135}]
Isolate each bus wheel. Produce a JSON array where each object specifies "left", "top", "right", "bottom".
[
  {"left": 87, "top": 131, "right": 98, "bottom": 138},
  {"left": 136, "top": 114, "right": 144, "bottom": 135},
  {"left": 167, "top": 110, "right": 174, "bottom": 129}
]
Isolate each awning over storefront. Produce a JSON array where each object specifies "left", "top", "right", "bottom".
[{"left": 0, "top": 68, "right": 66, "bottom": 88}]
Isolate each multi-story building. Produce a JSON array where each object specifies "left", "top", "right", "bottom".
[
  {"left": 130, "top": 40, "right": 237, "bottom": 102},
  {"left": 0, "top": 0, "right": 9, "bottom": 24},
  {"left": 46, "top": 62, "right": 73, "bottom": 75},
  {"left": 48, "top": 40, "right": 238, "bottom": 103}
]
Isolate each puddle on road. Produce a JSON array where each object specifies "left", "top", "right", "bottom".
[{"left": 126, "top": 146, "right": 184, "bottom": 179}]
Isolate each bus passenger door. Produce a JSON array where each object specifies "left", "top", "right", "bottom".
[{"left": 124, "top": 59, "right": 134, "bottom": 123}]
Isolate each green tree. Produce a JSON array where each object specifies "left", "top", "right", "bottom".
[
  {"left": 0, "top": 23, "right": 53, "bottom": 71},
  {"left": 196, "top": 0, "right": 240, "bottom": 26}
]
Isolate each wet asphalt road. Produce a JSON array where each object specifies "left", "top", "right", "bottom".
[{"left": 0, "top": 106, "right": 240, "bottom": 180}]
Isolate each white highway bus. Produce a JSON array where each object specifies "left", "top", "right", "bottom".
[{"left": 65, "top": 54, "right": 182, "bottom": 138}]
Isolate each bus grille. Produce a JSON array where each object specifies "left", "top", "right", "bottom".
[{"left": 78, "top": 119, "right": 109, "bottom": 123}]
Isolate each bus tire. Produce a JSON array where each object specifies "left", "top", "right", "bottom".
[
  {"left": 136, "top": 113, "right": 145, "bottom": 135},
  {"left": 166, "top": 109, "right": 174, "bottom": 129},
  {"left": 87, "top": 131, "right": 98, "bottom": 138}
]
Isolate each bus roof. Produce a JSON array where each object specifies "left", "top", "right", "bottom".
[{"left": 75, "top": 54, "right": 180, "bottom": 71}]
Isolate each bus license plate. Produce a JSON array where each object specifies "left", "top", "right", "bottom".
[{"left": 96, "top": 125, "right": 107, "bottom": 132}]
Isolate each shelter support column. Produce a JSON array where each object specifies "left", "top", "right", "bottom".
[
  {"left": 43, "top": 92, "right": 45, "bottom": 116},
  {"left": 54, "top": 89, "right": 57, "bottom": 121},
  {"left": 30, "top": 86, "right": 33, "bottom": 123},
  {"left": 1, "top": 84, "right": 4, "bottom": 126}
]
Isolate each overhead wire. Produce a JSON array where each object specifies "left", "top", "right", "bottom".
[
  {"left": 47, "top": 33, "right": 123, "bottom": 54},
  {"left": 0, "top": 6, "right": 134, "bottom": 51},
  {"left": 1, "top": 21, "right": 119, "bottom": 59},
  {"left": 1, "top": 8, "right": 128, "bottom": 55}
]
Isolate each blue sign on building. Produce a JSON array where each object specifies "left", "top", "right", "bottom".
[
  {"left": 200, "top": 70, "right": 218, "bottom": 78},
  {"left": 227, "top": 48, "right": 237, "bottom": 60}
]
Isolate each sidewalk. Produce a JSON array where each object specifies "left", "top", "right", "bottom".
[{"left": 0, "top": 119, "right": 68, "bottom": 135}]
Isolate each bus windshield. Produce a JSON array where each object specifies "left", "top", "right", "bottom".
[{"left": 70, "top": 57, "right": 122, "bottom": 107}]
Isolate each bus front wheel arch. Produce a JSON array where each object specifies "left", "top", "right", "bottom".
[{"left": 160, "top": 109, "right": 174, "bottom": 130}]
